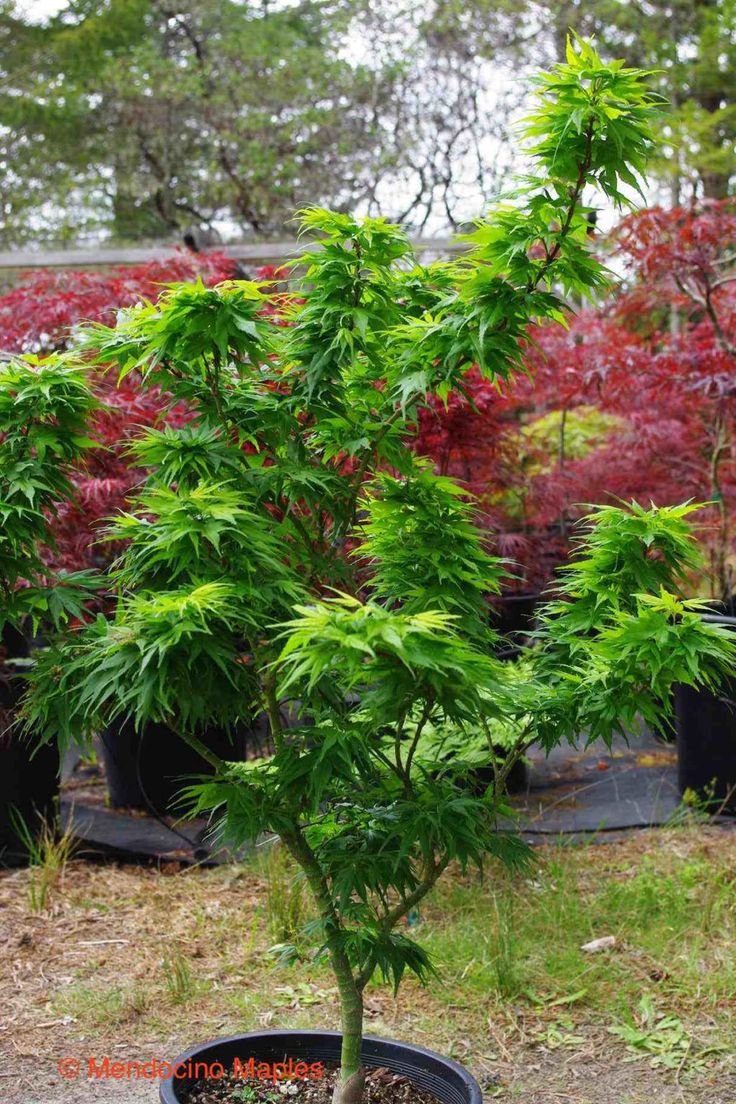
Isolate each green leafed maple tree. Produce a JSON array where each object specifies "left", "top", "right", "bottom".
[
  {"left": 0, "top": 354, "right": 99, "bottom": 641},
  {"left": 23, "top": 39, "right": 736, "bottom": 1104}
]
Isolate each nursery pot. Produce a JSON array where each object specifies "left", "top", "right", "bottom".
[
  {"left": 491, "top": 591, "right": 540, "bottom": 657},
  {"left": 674, "top": 613, "right": 736, "bottom": 815},
  {"left": 101, "top": 718, "right": 248, "bottom": 815},
  {"left": 159, "top": 1030, "right": 483, "bottom": 1104},
  {"left": 470, "top": 756, "right": 529, "bottom": 796},
  {"left": 0, "top": 666, "right": 59, "bottom": 866}
]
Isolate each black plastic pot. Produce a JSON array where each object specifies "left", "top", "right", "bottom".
[
  {"left": 674, "top": 612, "right": 736, "bottom": 815},
  {"left": 491, "top": 592, "right": 540, "bottom": 660},
  {"left": 470, "top": 756, "right": 529, "bottom": 796},
  {"left": 492, "top": 591, "right": 539, "bottom": 636},
  {"left": 101, "top": 718, "right": 249, "bottom": 815},
  {"left": 0, "top": 666, "right": 59, "bottom": 866},
  {"left": 1, "top": 621, "right": 31, "bottom": 659},
  {"left": 159, "top": 1030, "right": 482, "bottom": 1104}
]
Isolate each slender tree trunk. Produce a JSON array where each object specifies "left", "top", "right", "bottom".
[
  {"left": 558, "top": 406, "right": 568, "bottom": 538},
  {"left": 709, "top": 402, "right": 732, "bottom": 602},
  {"left": 331, "top": 966, "right": 365, "bottom": 1104},
  {"left": 282, "top": 829, "right": 366, "bottom": 1104}
]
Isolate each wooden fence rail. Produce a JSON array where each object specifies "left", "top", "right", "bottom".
[{"left": 0, "top": 237, "right": 464, "bottom": 271}]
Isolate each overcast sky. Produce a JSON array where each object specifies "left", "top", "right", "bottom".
[{"left": 16, "top": 0, "right": 66, "bottom": 18}]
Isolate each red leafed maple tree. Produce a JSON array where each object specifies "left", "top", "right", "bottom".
[
  {"left": 0, "top": 251, "right": 237, "bottom": 572},
  {"left": 612, "top": 201, "right": 736, "bottom": 600},
  {"left": 416, "top": 200, "right": 736, "bottom": 597}
]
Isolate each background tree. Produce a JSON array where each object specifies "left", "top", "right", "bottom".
[
  {"left": 431, "top": 0, "right": 736, "bottom": 203},
  {"left": 0, "top": 0, "right": 405, "bottom": 243},
  {"left": 0, "top": 0, "right": 521, "bottom": 244},
  {"left": 349, "top": 0, "right": 520, "bottom": 230},
  {"left": 2, "top": 0, "right": 734, "bottom": 245},
  {"left": 419, "top": 200, "right": 736, "bottom": 597}
]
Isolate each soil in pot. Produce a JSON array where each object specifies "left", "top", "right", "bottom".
[{"left": 183, "top": 1063, "right": 442, "bottom": 1104}]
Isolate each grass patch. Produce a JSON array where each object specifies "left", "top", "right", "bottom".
[
  {"left": 261, "top": 841, "right": 312, "bottom": 948},
  {"left": 55, "top": 982, "right": 151, "bottom": 1029},
  {"left": 421, "top": 835, "right": 736, "bottom": 1017},
  {"left": 415, "top": 829, "right": 736, "bottom": 1076},
  {"left": 3, "top": 826, "right": 735, "bottom": 1101},
  {"left": 161, "top": 947, "right": 197, "bottom": 1004},
  {"left": 10, "top": 811, "right": 76, "bottom": 913}
]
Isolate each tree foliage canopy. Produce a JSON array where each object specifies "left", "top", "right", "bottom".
[{"left": 0, "top": 0, "right": 402, "bottom": 242}]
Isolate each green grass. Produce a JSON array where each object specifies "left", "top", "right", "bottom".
[
  {"left": 55, "top": 982, "right": 151, "bottom": 1028},
  {"left": 19, "top": 825, "right": 734, "bottom": 1096},
  {"left": 10, "top": 811, "right": 76, "bottom": 913},
  {"left": 161, "top": 947, "right": 197, "bottom": 1004},
  {"left": 417, "top": 832, "right": 736, "bottom": 1066}
]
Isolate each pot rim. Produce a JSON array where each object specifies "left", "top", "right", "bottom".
[
  {"left": 159, "top": 1028, "right": 481, "bottom": 1104},
  {"left": 700, "top": 612, "right": 736, "bottom": 627}
]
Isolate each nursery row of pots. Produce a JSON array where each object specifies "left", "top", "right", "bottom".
[
  {"left": 3, "top": 598, "right": 535, "bottom": 865},
  {"left": 0, "top": 611, "right": 254, "bottom": 861},
  {"left": 5, "top": 593, "right": 734, "bottom": 868},
  {"left": 0, "top": 599, "right": 541, "bottom": 866},
  {"left": 1, "top": 667, "right": 529, "bottom": 866},
  {"left": 0, "top": 700, "right": 256, "bottom": 864}
]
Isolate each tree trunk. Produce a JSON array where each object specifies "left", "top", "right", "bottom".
[
  {"left": 701, "top": 170, "right": 731, "bottom": 201},
  {"left": 709, "top": 402, "right": 732, "bottom": 602},
  {"left": 281, "top": 829, "right": 367, "bottom": 1104},
  {"left": 331, "top": 953, "right": 365, "bottom": 1104}
]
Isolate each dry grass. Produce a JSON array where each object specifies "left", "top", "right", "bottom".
[{"left": 1, "top": 826, "right": 735, "bottom": 1104}]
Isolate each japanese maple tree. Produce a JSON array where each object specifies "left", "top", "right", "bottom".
[
  {"left": 25, "top": 39, "right": 736, "bottom": 1104},
  {"left": 420, "top": 200, "right": 736, "bottom": 599},
  {"left": 612, "top": 201, "right": 736, "bottom": 601},
  {"left": 522, "top": 202, "right": 736, "bottom": 598}
]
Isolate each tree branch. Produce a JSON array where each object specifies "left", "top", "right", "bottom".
[{"left": 527, "top": 115, "right": 597, "bottom": 293}]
